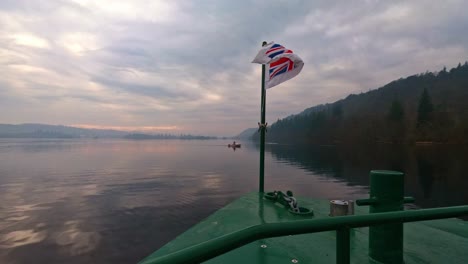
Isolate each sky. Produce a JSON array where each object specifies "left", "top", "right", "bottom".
[{"left": 1, "top": 0, "right": 468, "bottom": 136}]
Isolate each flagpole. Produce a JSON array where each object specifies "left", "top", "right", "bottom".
[{"left": 259, "top": 41, "right": 267, "bottom": 193}]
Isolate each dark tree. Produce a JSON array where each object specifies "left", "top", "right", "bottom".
[
  {"left": 388, "top": 99, "right": 404, "bottom": 122},
  {"left": 417, "top": 88, "right": 434, "bottom": 126},
  {"left": 332, "top": 103, "right": 343, "bottom": 119}
]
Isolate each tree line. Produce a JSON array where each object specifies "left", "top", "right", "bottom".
[{"left": 261, "top": 62, "right": 468, "bottom": 145}]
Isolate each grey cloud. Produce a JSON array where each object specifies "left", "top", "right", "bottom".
[
  {"left": 1, "top": 0, "right": 468, "bottom": 135},
  {"left": 34, "top": 94, "right": 106, "bottom": 104},
  {"left": 106, "top": 46, "right": 150, "bottom": 58},
  {"left": 90, "top": 75, "right": 198, "bottom": 101}
]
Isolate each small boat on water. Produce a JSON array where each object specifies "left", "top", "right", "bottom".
[{"left": 228, "top": 143, "right": 241, "bottom": 148}]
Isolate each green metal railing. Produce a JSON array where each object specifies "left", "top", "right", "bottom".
[{"left": 140, "top": 205, "right": 468, "bottom": 264}]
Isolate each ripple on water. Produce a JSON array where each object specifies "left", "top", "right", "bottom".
[
  {"left": 0, "top": 229, "right": 46, "bottom": 248},
  {"left": 5, "top": 216, "right": 30, "bottom": 222},
  {"left": 54, "top": 221, "right": 101, "bottom": 256}
]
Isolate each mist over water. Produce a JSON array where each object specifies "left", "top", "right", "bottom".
[{"left": 0, "top": 139, "right": 466, "bottom": 263}]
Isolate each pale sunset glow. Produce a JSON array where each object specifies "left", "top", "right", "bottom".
[
  {"left": 1, "top": 1, "right": 468, "bottom": 135},
  {"left": 12, "top": 33, "right": 50, "bottom": 49},
  {"left": 72, "top": 124, "right": 179, "bottom": 132},
  {"left": 59, "top": 32, "right": 101, "bottom": 55}
]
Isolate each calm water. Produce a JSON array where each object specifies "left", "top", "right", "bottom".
[{"left": 0, "top": 139, "right": 467, "bottom": 263}]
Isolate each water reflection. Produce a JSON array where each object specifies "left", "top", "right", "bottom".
[
  {"left": 0, "top": 229, "right": 46, "bottom": 248},
  {"left": 265, "top": 143, "right": 468, "bottom": 208},
  {"left": 417, "top": 153, "right": 434, "bottom": 198},
  {"left": 0, "top": 139, "right": 467, "bottom": 264},
  {"left": 0, "top": 139, "right": 259, "bottom": 263},
  {"left": 54, "top": 221, "right": 101, "bottom": 256}
]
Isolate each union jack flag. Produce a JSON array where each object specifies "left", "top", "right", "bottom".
[
  {"left": 269, "top": 57, "right": 294, "bottom": 79},
  {"left": 252, "top": 42, "right": 291, "bottom": 64},
  {"left": 265, "top": 44, "right": 293, "bottom": 59},
  {"left": 265, "top": 53, "right": 303, "bottom": 89},
  {"left": 252, "top": 42, "right": 304, "bottom": 89}
]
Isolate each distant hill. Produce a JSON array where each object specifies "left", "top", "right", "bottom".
[
  {"left": 0, "top": 123, "right": 127, "bottom": 138},
  {"left": 234, "top": 128, "right": 257, "bottom": 139},
  {"left": 124, "top": 133, "right": 217, "bottom": 140},
  {"left": 0, "top": 124, "right": 219, "bottom": 139},
  {"left": 262, "top": 61, "right": 468, "bottom": 144}
]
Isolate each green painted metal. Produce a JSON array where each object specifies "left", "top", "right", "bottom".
[
  {"left": 355, "top": 198, "right": 377, "bottom": 206},
  {"left": 356, "top": 170, "right": 414, "bottom": 263},
  {"left": 259, "top": 41, "right": 267, "bottom": 193},
  {"left": 140, "top": 193, "right": 468, "bottom": 264},
  {"left": 336, "top": 227, "right": 351, "bottom": 264}
]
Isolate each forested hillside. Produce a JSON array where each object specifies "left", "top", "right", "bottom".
[{"left": 265, "top": 62, "right": 468, "bottom": 144}]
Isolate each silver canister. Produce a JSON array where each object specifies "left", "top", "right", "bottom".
[{"left": 329, "top": 200, "right": 349, "bottom": 216}]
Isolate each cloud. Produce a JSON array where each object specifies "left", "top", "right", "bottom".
[
  {"left": 11, "top": 33, "right": 50, "bottom": 49},
  {"left": 0, "top": 0, "right": 468, "bottom": 135}
]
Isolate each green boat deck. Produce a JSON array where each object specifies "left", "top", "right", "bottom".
[{"left": 141, "top": 192, "right": 468, "bottom": 263}]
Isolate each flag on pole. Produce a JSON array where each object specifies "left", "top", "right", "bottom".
[
  {"left": 265, "top": 53, "right": 303, "bottom": 89},
  {"left": 252, "top": 42, "right": 304, "bottom": 89},
  {"left": 252, "top": 42, "right": 293, "bottom": 64}
]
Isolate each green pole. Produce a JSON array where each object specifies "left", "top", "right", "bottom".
[
  {"left": 336, "top": 227, "right": 351, "bottom": 264},
  {"left": 259, "top": 41, "right": 267, "bottom": 193},
  {"left": 356, "top": 170, "right": 412, "bottom": 264}
]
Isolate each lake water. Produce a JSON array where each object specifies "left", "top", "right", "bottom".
[{"left": 0, "top": 139, "right": 467, "bottom": 263}]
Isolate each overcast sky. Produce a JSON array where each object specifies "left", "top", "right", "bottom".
[{"left": 1, "top": 0, "right": 467, "bottom": 136}]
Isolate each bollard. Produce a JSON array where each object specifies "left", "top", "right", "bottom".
[
  {"left": 330, "top": 200, "right": 350, "bottom": 216},
  {"left": 356, "top": 170, "right": 414, "bottom": 264}
]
